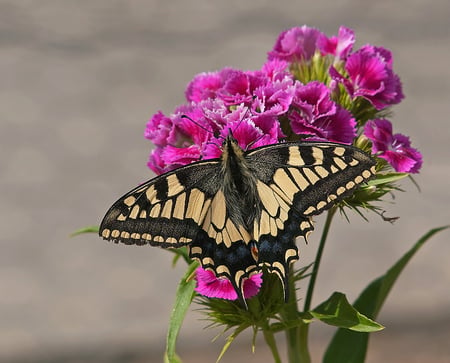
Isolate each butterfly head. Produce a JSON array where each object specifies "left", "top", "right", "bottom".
[{"left": 220, "top": 129, "right": 245, "bottom": 163}]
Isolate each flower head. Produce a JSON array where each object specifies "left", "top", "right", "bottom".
[
  {"left": 146, "top": 25, "right": 419, "bottom": 181},
  {"left": 317, "top": 26, "right": 355, "bottom": 60},
  {"left": 268, "top": 26, "right": 323, "bottom": 62},
  {"left": 195, "top": 267, "right": 263, "bottom": 300},
  {"left": 289, "top": 81, "right": 357, "bottom": 143},
  {"left": 185, "top": 71, "right": 224, "bottom": 103},
  {"left": 364, "top": 119, "right": 422, "bottom": 173},
  {"left": 331, "top": 45, "right": 404, "bottom": 110}
]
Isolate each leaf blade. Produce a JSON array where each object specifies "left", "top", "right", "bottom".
[
  {"left": 70, "top": 225, "right": 99, "bottom": 237},
  {"left": 165, "top": 261, "right": 199, "bottom": 362},
  {"left": 323, "top": 225, "right": 449, "bottom": 363},
  {"left": 311, "top": 292, "right": 383, "bottom": 332}
]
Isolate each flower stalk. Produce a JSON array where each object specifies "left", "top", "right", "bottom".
[
  {"left": 263, "top": 326, "right": 283, "bottom": 363},
  {"left": 304, "top": 207, "right": 337, "bottom": 312}
]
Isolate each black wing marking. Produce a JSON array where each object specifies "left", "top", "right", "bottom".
[{"left": 246, "top": 142, "right": 376, "bottom": 295}]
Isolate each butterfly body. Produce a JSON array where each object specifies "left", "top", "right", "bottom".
[
  {"left": 220, "top": 133, "right": 260, "bottom": 231},
  {"left": 100, "top": 134, "right": 376, "bottom": 304}
]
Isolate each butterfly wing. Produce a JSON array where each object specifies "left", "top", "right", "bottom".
[
  {"left": 99, "top": 159, "right": 223, "bottom": 247},
  {"left": 246, "top": 142, "right": 376, "bottom": 293},
  {"left": 99, "top": 157, "right": 259, "bottom": 303}
]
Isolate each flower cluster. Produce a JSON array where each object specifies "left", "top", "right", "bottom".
[{"left": 144, "top": 25, "right": 423, "bottom": 300}]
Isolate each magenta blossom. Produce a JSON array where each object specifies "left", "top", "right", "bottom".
[
  {"left": 145, "top": 110, "right": 205, "bottom": 174},
  {"left": 260, "top": 59, "right": 291, "bottom": 81},
  {"left": 289, "top": 81, "right": 357, "bottom": 143},
  {"left": 185, "top": 71, "right": 224, "bottom": 103},
  {"left": 202, "top": 108, "right": 283, "bottom": 159},
  {"left": 145, "top": 100, "right": 227, "bottom": 173},
  {"left": 220, "top": 69, "right": 277, "bottom": 106},
  {"left": 317, "top": 26, "right": 355, "bottom": 60},
  {"left": 146, "top": 100, "right": 284, "bottom": 171},
  {"left": 330, "top": 45, "right": 404, "bottom": 110},
  {"left": 268, "top": 25, "right": 323, "bottom": 62},
  {"left": 195, "top": 267, "right": 263, "bottom": 300},
  {"left": 364, "top": 119, "right": 422, "bottom": 173},
  {"left": 251, "top": 75, "right": 296, "bottom": 116}
]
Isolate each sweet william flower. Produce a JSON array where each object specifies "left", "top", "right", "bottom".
[
  {"left": 202, "top": 108, "right": 283, "bottom": 159},
  {"left": 364, "top": 118, "right": 422, "bottom": 173},
  {"left": 330, "top": 45, "right": 404, "bottom": 110},
  {"left": 195, "top": 267, "right": 263, "bottom": 300},
  {"left": 268, "top": 25, "right": 323, "bottom": 62},
  {"left": 145, "top": 100, "right": 226, "bottom": 173},
  {"left": 185, "top": 71, "right": 224, "bottom": 103},
  {"left": 317, "top": 26, "right": 355, "bottom": 60},
  {"left": 289, "top": 81, "right": 357, "bottom": 143},
  {"left": 251, "top": 75, "right": 296, "bottom": 116},
  {"left": 260, "top": 58, "right": 291, "bottom": 81},
  {"left": 145, "top": 111, "right": 174, "bottom": 147}
]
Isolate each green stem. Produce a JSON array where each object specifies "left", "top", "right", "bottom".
[
  {"left": 263, "top": 328, "right": 282, "bottom": 363},
  {"left": 303, "top": 207, "right": 337, "bottom": 312},
  {"left": 298, "top": 322, "right": 311, "bottom": 363},
  {"left": 281, "top": 266, "right": 305, "bottom": 363},
  {"left": 279, "top": 208, "right": 337, "bottom": 362}
]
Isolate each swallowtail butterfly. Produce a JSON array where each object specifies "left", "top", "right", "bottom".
[{"left": 100, "top": 132, "right": 376, "bottom": 304}]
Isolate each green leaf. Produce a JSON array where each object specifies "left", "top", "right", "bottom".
[
  {"left": 216, "top": 325, "right": 248, "bottom": 363},
  {"left": 323, "top": 225, "right": 449, "bottom": 363},
  {"left": 165, "top": 261, "right": 199, "bottom": 363},
  {"left": 367, "top": 172, "right": 408, "bottom": 186},
  {"left": 311, "top": 292, "right": 383, "bottom": 332},
  {"left": 70, "top": 225, "right": 99, "bottom": 237}
]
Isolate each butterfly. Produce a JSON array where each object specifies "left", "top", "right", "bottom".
[{"left": 99, "top": 132, "right": 376, "bottom": 305}]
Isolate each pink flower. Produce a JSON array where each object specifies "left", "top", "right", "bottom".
[
  {"left": 251, "top": 75, "right": 296, "bottom": 116},
  {"left": 217, "top": 69, "right": 267, "bottom": 106},
  {"left": 289, "top": 81, "right": 357, "bottom": 143},
  {"left": 147, "top": 148, "right": 166, "bottom": 175},
  {"left": 145, "top": 100, "right": 227, "bottom": 173},
  {"left": 331, "top": 45, "right": 404, "bottom": 110},
  {"left": 185, "top": 70, "right": 226, "bottom": 103},
  {"left": 144, "top": 111, "right": 174, "bottom": 147},
  {"left": 364, "top": 119, "right": 422, "bottom": 173},
  {"left": 260, "top": 59, "right": 291, "bottom": 81},
  {"left": 317, "top": 26, "right": 355, "bottom": 60},
  {"left": 268, "top": 26, "right": 323, "bottom": 62},
  {"left": 202, "top": 107, "right": 283, "bottom": 159},
  {"left": 195, "top": 267, "right": 263, "bottom": 300}
]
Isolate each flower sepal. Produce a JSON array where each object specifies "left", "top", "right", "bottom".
[{"left": 195, "top": 271, "right": 286, "bottom": 329}]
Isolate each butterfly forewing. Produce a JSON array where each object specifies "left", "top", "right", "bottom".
[{"left": 100, "top": 160, "right": 222, "bottom": 247}]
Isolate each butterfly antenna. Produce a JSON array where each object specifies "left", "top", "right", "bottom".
[
  {"left": 232, "top": 101, "right": 254, "bottom": 134},
  {"left": 180, "top": 114, "right": 214, "bottom": 135},
  {"left": 245, "top": 133, "right": 267, "bottom": 151},
  {"left": 181, "top": 114, "right": 223, "bottom": 151}
]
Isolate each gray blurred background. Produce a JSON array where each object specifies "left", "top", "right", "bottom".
[{"left": 1, "top": 1, "right": 449, "bottom": 362}]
